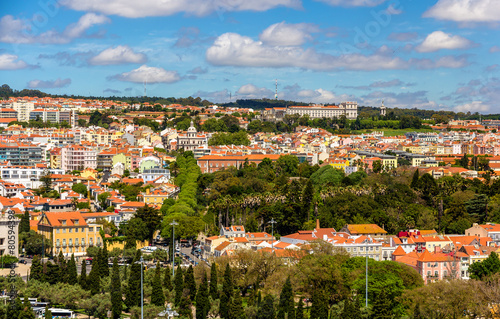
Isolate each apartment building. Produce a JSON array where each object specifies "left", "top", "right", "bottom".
[
  {"left": 11, "top": 100, "right": 35, "bottom": 122},
  {"left": 0, "top": 210, "right": 20, "bottom": 257},
  {"left": 61, "top": 145, "right": 97, "bottom": 172},
  {"left": 29, "top": 109, "right": 78, "bottom": 127},
  {"left": 287, "top": 102, "right": 358, "bottom": 120},
  {"left": 0, "top": 143, "right": 43, "bottom": 166},
  {"left": 0, "top": 165, "right": 64, "bottom": 189},
  {"left": 197, "top": 154, "right": 281, "bottom": 174},
  {"left": 0, "top": 108, "right": 18, "bottom": 119}
]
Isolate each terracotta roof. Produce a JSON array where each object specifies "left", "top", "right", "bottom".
[
  {"left": 345, "top": 224, "right": 387, "bottom": 235},
  {"left": 39, "top": 211, "right": 88, "bottom": 227}
]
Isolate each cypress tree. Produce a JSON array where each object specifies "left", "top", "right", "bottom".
[
  {"left": 410, "top": 169, "right": 420, "bottom": 188},
  {"left": 220, "top": 264, "right": 233, "bottom": 319},
  {"left": 111, "top": 257, "right": 122, "bottom": 319},
  {"left": 30, "top": 255, "right": 43, "bottom": 282},
  {"left": 101, "top": 240, "right": 109, "bottom": 277},
  {"left": 184, "top": 265, "right": 197, "bottom": 301},
  {"left": 87, "top": 258, "right": 101, "bottom": 295},
  {"left": 44, "top": 305, "right": 52, "bottom": 319},
  {"left": 79, "top": 259, "right": 87, "bottom": 290},
  {"left": 209, "top": 263, "right": 218, "bottom": 300},
  {"left": 277, "top": 277, "right": 294, "bottom": 319},
  {"left": 257, "top": 291, "right": 262, "bottom": 308},
  {"left": 67, "top": 254, "right": 78, "bottom": 285},
  {"left": 151, "top": 262, "right": 165, "bottom": 307},
  {"left": 195, "top": 272, "right": 209, "bottom": 319},
  {"left": 122, "top": 264, "right": 128, "bottom": 282},
  {"left": 174, "top": 265, "right": 184, "bottom": 307},
  {"left": 164, "top": 266, "right": 173, "bottom": 291},
  {"left": 178, "top": 296, "right": 192, "bottom": 319},
  {"left": 45, "top": 262, "right": 60, "bottom": 285},
  {"left": 230, "top": 289, "right": 246, "bottom": 319},
  {"left": 19, "top": 211, "right": 30, "bottom": 233},
  {"left": 125, "top": 250, "right": 142, "bottom": 309},
  {"left": 259, "top": 295, "right": 275, "bottom": 319},
  {"left": 309, "top": 290, "right": 328, "bottom": 319},
  {"left": 57, "top": 251, "right": 68, "bottom": 283},
  {"left": 296, "top": 298, "right": 304, "bottom": 319}
]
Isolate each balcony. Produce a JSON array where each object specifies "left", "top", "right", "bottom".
[
  {"left": 56, "top": 243, "right": 60, "bottom": 248},
  {"left": 62, "top": 243, "right": 67, "bottom": 248},
  {"left": 74, "top": 242, "right": 79, "bottom": 247}
]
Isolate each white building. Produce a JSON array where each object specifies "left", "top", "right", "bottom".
[
  {"left": 11, "top": 100, "right": 35, "bottom": 122},
  {"left": 0, "top": 165, "right": 64, "bottom": 189},
  {"left": 286, "top": 102, "right": 358, "bottom": 120},
  {"left": 0, "top": 210, "right": 20, "bottom": 257}
]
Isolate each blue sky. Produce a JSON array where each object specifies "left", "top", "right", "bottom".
[{"left": 0, "top": 0, "right": 499, "bottom": 113}]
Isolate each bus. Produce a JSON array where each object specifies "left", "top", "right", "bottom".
[{"left": 37, "top": 308, "right": 75, "bottom": 318}]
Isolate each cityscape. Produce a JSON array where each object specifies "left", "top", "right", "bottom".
[{"left": 1, "top": 1, "right": 500, "bottom": 319}]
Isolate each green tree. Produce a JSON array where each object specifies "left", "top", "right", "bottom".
[
  {"left": 174, "top": 265, "right": 184, "bottom": 306},
  {"left": 185, "top": 265, "right": 197, "bottom": 301},
  {"left": 196, "top": 272, "right": 210, "bottom": 319},
  {"left": 410, "top": 169, "right": 419, "bottom": 189},
  {"left": 19, "top": 294, "right": 35, "bottom": 319},
  {"left": 276, "top": 154, "right": 299, "bottom": 176},
  {"left": 19, "top": 211, "right": 30, "bottom": 233},
  {"left": 372, "top": 160, "right": 383, "bottom": 173},
  {"left": 296, "top": 298, "right": 304, "bottom": 319},
  {"left": 277, "top": 277, "right": 295, "bottom": 319},
  {"left": 111, "top": 257, "right": 122, "bottom": 319},
  {"left": 151, "top": 262, "right": 165, "bottom": 307},
  {"left": 259, "top": 295, "right": 275, "bottom": 319},
  {"left": 67, "top": 254, "right": 78, "bottom": 285},
  {"left": 135, "top": 204, "right": 162, "bottom": 244},
  {"left": 371, "top": 289, "right": 394, "bottom": 319},
  {"left": 98, "top": 192, "right": 111, "bottom": 209},
  {"left": 309, "top": 290, "right": 328, "bottom": 319},
  {"left": 72, "top": 183, "right": 88, "bottom": 197},
  {"left": 125, "top": 250, "right": 142, "bottom": 309},
  {"left": 220, "top": 264, "right": 233, "bottom": 319},
  {"left": 164, "top": 266, "right": 173, "bottom": 291},
  {"left": 101, "top": 241, "right": 109, "bottom": 277},
  {"left": 30, "top": 255, "right": 43, "bottom": 282},
  {"left": 342, "top": 297, "right": 362, "bottom": 319},
  {"left": 460, "top": 154, "right": 469, "bottom": 169},
  {"left": 209, "top": 263, "right": 219, "bottom": 300},
  {"left": 230, "top": 289, "right": 246, "bottom": 319},
  {"left": 469, "top": 251, "right": 500, "bottom": 280},
  {"left": 87, "top": 258, "right": 100, "bottom": 294},
  {"left": 79, "top": 259, "right": 87, "bottom": 290},
  {"left": 44, "top": 305, "right": 52, "bottom": 319}
]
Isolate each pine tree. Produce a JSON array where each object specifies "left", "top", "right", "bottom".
[
  {"left": 44, "top": 305, "right": 52, "bottom": 319},
  {"left": 174, "top": 265, "right": 184, "bottom": 307},
  {"left": 19, "top": 295, "right": 35, "bottom": 319},
  {"left": 185, "top": 265, "right": 197, "bottom": 301},
  {"left": 164, "top": 266, "right": 173, "bottom": 291},
  {"left": 101, "top": 240, "right": 109, "bottom": 277},
  {"left": 259, "top": 295, "right": 275, "bottom": 319},
  {"left": 410, "top": 169, "right": 420, "bottom": 189},
  {"left": 309, "top": 290, "right": 328, "bottom": 319},
  {"left": 277, "top": 277, "right": 294, "bottom": 319},
  {"left": 58, "top": 251, "right": 68, "bottom": 283},
  {"left": 209, "top": 263, "right": 218, "bottom": 300},
  {"left": 19, "top": 211, "right": 30, "bottom": 233},
  {"left": 125, "top": 250, "right": 142, "bottom": 309},
  {"left": 296, "top": 298, "right": 304, "bottom": 319},
  {"left": 79, "top": 259, "right": 87, "bottom": 290},
  {"left": 178, "top": 295, "right": 193, "bottom": 319},
  {"left": 111, "top": 257, "right": 122, "bottom": 319},
  {"left": 230, "top": 289, "right": 246, "bottom": 319},
  {"left": 220, "top": 264, "right": 233, "bottom": 319},
  {"left": 30, "top": 255, "right": 43, "bottom": 282},
  {"left": 6, "top": 296, "right": 22, "bottom": 319},
  {"left": 151, "top": 262, "right": 165, "bottom": 307},
  {"left": 195, "top": 272, "right": 209, "bottom": 319},
  {"left": 67, "top": 254, "right": 78, "bottom": 285},
  {"left": 87, "top": 259, "right": 101, "bottom": 295}
]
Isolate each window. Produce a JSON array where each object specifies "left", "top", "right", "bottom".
[
  {"left": 75, "top": 228, "right": 78, "bottom": 233},
  {"left": 56, "top": 229, "right": 60, "bottom": 233},
  {"left": 69, "top": 228, "right": 72, "bottom": 233},
  {"left": 63, "top": 229, "right": 66, "bottom": 233}
]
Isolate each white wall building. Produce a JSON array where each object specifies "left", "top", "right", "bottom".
[{"left": 0, "top": 211, "right": 20, "bottom": 257}]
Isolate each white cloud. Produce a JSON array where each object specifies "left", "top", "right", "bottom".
[
  {"left": 315, "top": 0, "right": 387, "bottom": 7},
  {"left": 490, "top": 46, "right": 500, "bottom": 53},
  {"left": 60, "top": 0, "right": 301, "bottom": 18},
  {"left": 0, "top": 54, "right": 29, "bottom": 70},
  {"left": 0, "top": 13, "right": 110, "bottom": 44},
  {"left": 192, "top": 89, "right": 230, "bottom": 102},
  {"left": 259, "top": 21, "right": 318, "bottom": 46},
  {"left": 360, "top": 90, "right": 439, "bottom": 110},
  {"left": 110, "top": 65, "right": 180, "bottom": 83},
  {"left": 416, "top": 31, "right": 474, "bottom": 52},
  {"left": 206, "top": 32, "right": 469, "bottom": 71},
  {"left": 236, "top": 84, "right": 274, "bottom": 98},
  {"left": 454, "top": 101, "right": 490, "bottom": 112},
  {"left": 423, "top": 0, "right": 500, "bottom": 23},
  {"left": 89, "top": 45, "right": 147, "bottom": 65},
  {"left": 27, "top": 78, "right": 72, "bottom": 89}
]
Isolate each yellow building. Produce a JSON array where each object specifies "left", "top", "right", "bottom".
[
  {"left": 37, "top": 211, "right": 103, "bottom": 257},
  {"left": 113, "top": 153, "right": 131, "bottom": 170},
  {"left": 80, "top": 167, "right": 98, "bottom": 180},
  {"left": 50, "top": 149, "right": 61, "bottom": 169},
  {"left": 142, "top": 188, "right": 172, "bottom": 205},
  {"left": 329, "top": 159, "right": 349, "bottom": 171}
]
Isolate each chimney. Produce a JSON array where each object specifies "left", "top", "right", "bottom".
[{"left": 316, "top": 219, "right": 320, "bottom": 229}]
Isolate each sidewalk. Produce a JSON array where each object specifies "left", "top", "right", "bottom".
[{"left": 0, "top": 264, "right": 30, "bottom": 278}]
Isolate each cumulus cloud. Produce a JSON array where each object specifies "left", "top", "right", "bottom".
[
  {"left": 360, "top": 90, "right": 439, "bottom": 110},
  {"left": 259, "top": 21, "right": 318, "bottom": 46},
  {"left": 315, "top": 0, "right": 387, "bottom": 7},
  {"left": 0, "top": 54, "right": 30, "bottom": 70},
  {"left": 27, "top": 78, "right": 71, "bottom": 89},
  {"left": 38, "top": 51, "right": 94, "bottom": 67},
  {"left": 441, "top": 77, "right": 500, "bottom": 112},
  {"left": 0, "top": 13, "right": 110, "bottom": 44},
  {"left": 416, "top": 31, "right": 474, "bottom": 52},
  {"left": 89, "top": 45, "right": 147, "bottom": 65},
  {"left": 206, "top": 32, "right": 469, "bottom": 71},
  {"left": 188, "top": 67, "right": 208, "bottom": 74},
  {"left": 109, "top": 65, "right": 180, "bottom": 83},
  {"left": 423, "top": 0, "right": 500, "bottom": 23},
  {"left": 387, "top": 32, "right": 418, "bottom": 42},
  {"left": 192, "top": 89, "right": 230, "bottom": 103},
  {"left": 60, "top": 0, "right": 301, "bottom": 18},
  {"left": 454, "top": 101, "right": 490, "bottom": 112},
  {"left": 236, "top": 84, "right": 274, "bottom": 99}
]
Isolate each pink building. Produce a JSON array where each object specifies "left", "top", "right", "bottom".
[{"left": 61, "top": 145, "right": 97, "bottom": 172}]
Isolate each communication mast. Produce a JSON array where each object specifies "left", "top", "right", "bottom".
[{"left": 275, "top": 79, "right": 278, "bottom": 100}]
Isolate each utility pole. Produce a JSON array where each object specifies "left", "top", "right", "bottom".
[{"left": 366, "top": 238, "right": 369, "bottom": 308}]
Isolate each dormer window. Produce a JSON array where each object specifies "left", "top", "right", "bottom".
[{"left": 61, "top": 220, "right": 66, "bottom": 226}]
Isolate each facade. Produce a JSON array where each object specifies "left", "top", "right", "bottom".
[
  {"left": 286, "top": 102, "right": 358, "bottom": 120},
  {"left": 11, "top": 100, "right": 35, "bottom": 122},
  {"left": 466, "top": 223, "right": 500, "bottom": 245},
  {"left": 0, "top": 165, "right": 64, "bottom": 189},
  {"left": 60, "top": 145, "right": 97, "bottom": 172},
  {"left": 37, "top": 211, "right": 103, "bottom": 256},
  {"left": 0, "top": 211, "right": 20, "bottom": 257},
  {"left": 97, "top": 149, "right": 117, "bottom": 172},
  {"left": 0, "top": 143, "right": 43, "bottom": 165},
  {"left": 167, "top": 121, "right": 208, "bottom": 151},
  {"left": 29, "top": 109, "right": 77, "bottom": 127},
  {"left": 197, "top": 154, "right": 281, "bottom": 174},
  {"left": 142, "top": 168, "right": 170, "bottom": 183},
  {"left": 0, "top": 108, "right": 18, "bottom": 119}
]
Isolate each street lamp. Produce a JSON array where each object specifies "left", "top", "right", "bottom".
[
  {"left": 269, "top": 218, "right": 277, "bottom": 251},
  {"left": 170, "top": 220, "right": 178, "bottom": 278},
  {"left": 365, "top": 238, "right": 369, "bottom": 308}
]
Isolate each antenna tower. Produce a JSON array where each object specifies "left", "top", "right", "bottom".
[{"left": 275, "top": 79, "right": 278, "bottom": 100}]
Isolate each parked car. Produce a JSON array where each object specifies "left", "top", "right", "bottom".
[{"left": 18, "top": 259, "right": 27, "bottom": 264}]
